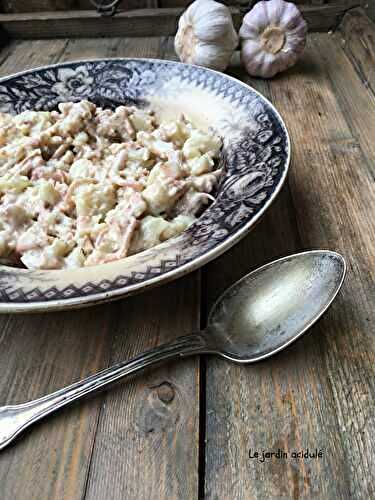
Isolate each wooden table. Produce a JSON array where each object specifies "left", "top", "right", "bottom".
[{"left": 0, "top": 9, "right": 374, "bottom": 500}]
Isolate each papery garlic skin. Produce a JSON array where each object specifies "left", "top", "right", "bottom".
[
  {"left": 175, "top": 0, "right": 238, "bottom": 72},
  {"left": 239, "top": 0, "right": 307, "bottom": 78}
]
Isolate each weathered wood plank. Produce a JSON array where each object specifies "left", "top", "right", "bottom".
[
  {"left": 337, "top": 8, "right": 375, "bottom": 97},
  {"left": 0, "top": 36, "right": 201, "bottom": 500},
  {"left": 0, "top": 8, "right": 182, "bottom": 38},
  {"left": 204, "top": 34, "right": 375, "bottom": 499},
  {"left": 2, "top": 1, "right": 76, "bottom": 12},
  {"left": 0, "top": 29, "right": 372, "bottom": 500},
  {"left": 0, "top": 38, "right": 129, "bottom": 500},
  {"left": 0, "top": 0, "right": 360, "bottom": 12},
  {"left": 81, "top": 37, "right": 201, "bottom": 500},
  {"left": 312, "top": 33, "right": 375, "bottom": 178},
  {"left": 362, "top": 0, "right": 375, "bottom": 21},
  {"left": 0, "top": 39, "right": 67, "bottom": 73},
  {"left": 266, "top": 38, "right": 375, "bottom": 495},
  {"left": 0, "top": 0, "right": 157, "bottom": 12},
  {"left": 0, "top": 3, "right": 361, "bottom": 39},
  {"left": 85, "top": 281, "right": 201, "bottom": 500}
]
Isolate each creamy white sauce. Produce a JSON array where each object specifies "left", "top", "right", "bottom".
[{"left": 0, "top": 100, "right": 222, "bottom": 269}]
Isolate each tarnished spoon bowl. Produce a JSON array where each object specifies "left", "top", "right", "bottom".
[
  {"left": 205, "top": 250, "right": 346, "bottom": 362},
  {"left": 0, "top": 250, "right": 346, "bottom": 450}
]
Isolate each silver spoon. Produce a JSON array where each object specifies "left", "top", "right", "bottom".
[{"left": 0, "top": 250, "right": 346, "bottom": 450}]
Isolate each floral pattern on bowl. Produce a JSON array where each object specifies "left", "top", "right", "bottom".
[{"left": 0, "top": 58, "right": 290, "bottom": 312}]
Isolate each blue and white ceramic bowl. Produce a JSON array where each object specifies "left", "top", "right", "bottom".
[{"left": 0, "top": 58, "right": 290, "bottom": 312}]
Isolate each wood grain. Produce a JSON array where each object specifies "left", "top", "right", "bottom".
[
  {"left": 0, "top": 3, "right": 361, "bottom": 39},
  {"left": 312, "top": 32, "right": 375, "bottom": 177},
  {"left": 0, "top": 8, "right": 183, "bottom": 38},
  {"left": 74, "top": 37, "right": 201, "bottom": 500},
  {"left": 0, "top": 36, "right": 200, "bottom": 500},
  {"left": 84, "top": 280, "right": 201, "bottom": 500},
  {"left": 203, "top": 35, "right": 375, "bottom": 499},
  {"left": 0, "top": 37, "right": 121, "bottom": 500},
  {"left": 0, "top": 0, "right": 361, "bottom": 12},
  {"left": 362, "top": 0, "right": 375, "bottom": 21},
  {"left": 75, "top": 0, "right": 160, "bottom": 10},
  {"left": 337, "top": 8, "right": 375, "bottom": 97},
  {"left": 267, "top": 37, "right": 375, "bottom": 497},
  {"left": 2, "top": 1, "right": 76, "bottom": 12},
  {"left": 0, "top": 1, "right": 155, "bottom": 12},
  {"left": 0, "top": 28, "right": 373, "bottom": 500}
]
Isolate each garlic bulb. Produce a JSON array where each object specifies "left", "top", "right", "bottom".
[
  {"left": 239, "top": 0, "right": 307, "bottom": 78},
  {"left": 175, "top": 0, "right": 238, "bottom": 72}
]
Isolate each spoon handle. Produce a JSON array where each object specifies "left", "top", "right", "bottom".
[{"left": 0, "top": 333, "right": 207, "bottom": 451}]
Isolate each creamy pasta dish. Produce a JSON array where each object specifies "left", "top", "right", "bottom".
[{"left": 0, "top": 100, "right": 222, "bottom": 269}]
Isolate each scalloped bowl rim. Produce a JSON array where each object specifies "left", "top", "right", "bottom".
[{"left": 0, "top": 58, "right": 291, "bottom": 313}]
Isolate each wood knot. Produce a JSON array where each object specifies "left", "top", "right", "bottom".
[
  {"left": 156, "top": 382, "right": 175, "bottom": 404},
  {"left": 137, "top": 381, "right": 180, "bottom": 435}
]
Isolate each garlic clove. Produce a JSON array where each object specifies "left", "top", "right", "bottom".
[
  {"left": 239, "top": 21, "right": 261, "bottom": 40},
  {"left": 259, "top": 0, "right": 271, "bottom": 26},
  {"left": 194, "top": 42, "right": 232, "bottom": 72},
  {"left": 280, "top": 4, "right": 303, "bottom": 29},
  {"left": 242, "top": 40, "right": 262, "bottom": 59},
  {"left": 267, "top": 0, "right": 284, "bottom": 24},
  {"left": 194, "top": 3, "right": 233, "bottom": 41},
  {"left": 246, "top": 5, "right": 269, "bottom": 34}
]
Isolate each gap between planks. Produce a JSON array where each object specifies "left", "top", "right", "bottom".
[
  {"left": 82, "top": 36, "right": 202, "bottom": 500},
  {"left": 0, "top": 38, "right": 118, "bottom": 500},
  {"left": 203, "top": 33, "right": 374, "bottom": 500},
  {"left": 336, "top": 8, "right": 375, "bottom": 97}
]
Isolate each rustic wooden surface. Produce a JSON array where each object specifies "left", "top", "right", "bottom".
[
  {"left": 204, "top": 21, "right": 375, "bottom": 498},
  {"left": 0, "top": 0, "right": 360, "bottom": 13},
  {"left": 0, "top": 2, "right": 361, "bottom": 39},
  {"left": 0, "top": 10, "right": 374, "bottom": 500},
  {"left": 1, "top": 0, "right": 368, "bottom": 22},
  {"left": 0, "top": 1, "right": 152, "bottom": 12},
  {"left": 338, "top": 7, "right": 375, "bottom": 98},
  {"left": 0, "top": 37, "right": 200, "bottom": 500}
]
